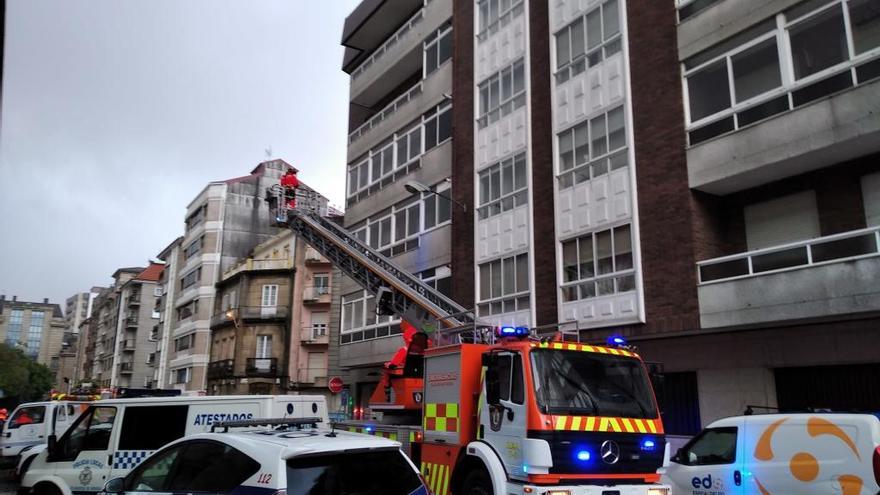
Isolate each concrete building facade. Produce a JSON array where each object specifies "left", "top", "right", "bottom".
[
  {"left": 73, "top": 265, "right": 163, "bottom": 390},
  {"left": 154, "top": 159, "right": 327, "bottom": 393},
  {"left": 336, "top": 0, "right": 880, "bottom": 431},
  {"left": 206, "top": 230, "right": 333, "bottom": 399},
  {"left": 0, "top": 295, "right": 66, "bottom": 384}
]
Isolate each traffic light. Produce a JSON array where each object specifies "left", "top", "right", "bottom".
[{"left": 375, "top": 287, "right": 395, "bottom": 316}]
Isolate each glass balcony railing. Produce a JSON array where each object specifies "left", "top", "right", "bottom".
[
  {"left": 348, "top": 82, "right": 423, "bottom": 144},
  {"left": 350, "top": 6, "right": 426, "bottom": 82},
  {"left": 698, "top": 226, "right": 880, "bottom": 283}
]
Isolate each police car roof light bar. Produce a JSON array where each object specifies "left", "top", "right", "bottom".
[{"left": 211, "top": 417, "right": 323, "bottom": 433}]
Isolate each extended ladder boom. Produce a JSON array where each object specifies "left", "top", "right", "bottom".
[{"left": 271, "top": 187, "right": 474, "bottom": 332}]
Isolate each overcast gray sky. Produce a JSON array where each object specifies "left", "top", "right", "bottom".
[{"left": 0, "top": 0, "right": 359, "bottom": 306}]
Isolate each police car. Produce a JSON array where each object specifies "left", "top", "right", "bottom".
[{"left": 100, "top": 418, "right": 429, "bottom": 495}]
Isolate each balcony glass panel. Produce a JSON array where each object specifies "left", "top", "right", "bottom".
[
  {"left": 751, "top": 246, "right": 809, "bottom": 273},
  {"left": 811, "top": 233, "right": 878, "bottom": 262}
]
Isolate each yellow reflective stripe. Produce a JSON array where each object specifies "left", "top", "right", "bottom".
[
  {"left": 621, "top": 418, "right": 635, "bottom": 433},
  {"left": 571, "top": 416, "right": 582, "bottom": 430},
  {"left": 539, "top": 342, "right": 549, "bottom": 348},
  {"left": 567, "top": 343, "right": 577, "bottom": 350},
  {"left": 609, "top": 348, "right": 620, "bottom": 355},
  {"left": 585, "top": 416, "right": 596, "bottom": 431},
  {"left": 610, "top": 418, "right": 622, "bottom": 432},
  {"left": 439, "top": 464, "right": 449, "bottom": 495},
  {"left": 555, "top": 416, "right": 567, "bottom": 430},
  {"left": 648, "top": 419, "right": 658, "bottom": 433},
  {"left": 447, "top": 403, "right": 459, "bottom": 418},
  {"left": 436, "top": 417, "right": 447, "bottom": 431},
  {"left": 425, "top": 403, "right": 438, "bottom": 418},
  {"left": 635, "top": 419, "right": 647, "bottom": 433},
  {"left": 552, "top": 342, "right": 563, "bottom": 350},
  {"left": 389, "top": 433, "right": 398, "bottom": 441}
]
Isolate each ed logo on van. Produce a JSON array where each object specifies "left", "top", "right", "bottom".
[
  {"left": 192, "top": 413, "right": 254, "bottom": 426},
  {"left": 691, "top": 474, "right": 724, "bottom": 495}
]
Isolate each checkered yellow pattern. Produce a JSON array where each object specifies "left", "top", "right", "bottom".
[{"left": 424, "top": 403, "right": 459, "bottom": 432}]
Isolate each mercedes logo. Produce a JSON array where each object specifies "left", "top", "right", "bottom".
[{"left": 600, "top": 440, "right": 621, "bottom": 464}]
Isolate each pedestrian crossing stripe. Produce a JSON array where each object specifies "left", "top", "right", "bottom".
[{"left": 420, "top": 460, "right": 451, "bottom": 495}]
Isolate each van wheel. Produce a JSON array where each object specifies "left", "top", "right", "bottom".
[
  {"left": 461, "top": 469, "right": 492, "bottom": 495},
  {"left": 33, "top": 483, "right": 60, "bottom": 495}
]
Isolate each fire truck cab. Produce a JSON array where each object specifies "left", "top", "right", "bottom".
[{"left": 416, "top": 329, "right": 668, "bottom": 495}]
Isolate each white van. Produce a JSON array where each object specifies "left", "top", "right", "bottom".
[
  {"left": 662, "top": 413, "right": 880, "bottom": 495},
  {"left": 1, "top": 402, "right": 90, "bottom": 463},
  {"left": 21, "top": 395, "right": 328, "bottom": 495}
]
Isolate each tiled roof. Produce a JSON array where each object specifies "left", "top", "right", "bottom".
[{"left": 136, "top": 263, "right": 165, "bottom": 282}]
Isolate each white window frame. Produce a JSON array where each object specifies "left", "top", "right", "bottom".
[
  {"left": 478, "top": 152, "right": 529, "bottom": 220},
  {"left": 477, "top": 253, "right": 531, "bottom": 316},
  {"left": 346, "top": 104, "right": 451, "bottom": 201},
  {"left": 553, "top": 0, "right": 622, "bottom": 85},
  {"left": 478, "top": 59, "right": 526, "bottom": 128},
  {"left": 261, "top": 285, "right": 278, "bottom": 307},
  {"left": 556, "top": 105, "right": 628, "bottom": 190},
  {"left": 477, "top": 0, "right": 525, "bottom": 41},
  {"left": 256, "top": 335, "right": 272, "bottom": 359},
  {"left": 424, "top": 21, "right": 452, "bottom": 77},
  {"left": 559, "top": 223, "right": 636, "bottom": 302},
  {"left": 682, "top": 0, "right": 880, "bottom": 142},
  {"left": 341, "top": 290, "right": 398, "bottom": 335}
]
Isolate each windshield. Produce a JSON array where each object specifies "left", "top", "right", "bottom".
[
  {"left": 531, "top": 349, "right": 658, "bottom": 418},
  {"left": 286, "top": 448, "right": 423, "bottom": 495}
]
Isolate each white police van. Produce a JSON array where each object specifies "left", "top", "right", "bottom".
[
  {"left": 21, "top": 395, "right": 328, "bottom": 495},
  {"left": 101, "top": 417, "right": 428, "bottom": 495},
  {"left": 1, "top": 401, "right": 89, "bottom": 466}
]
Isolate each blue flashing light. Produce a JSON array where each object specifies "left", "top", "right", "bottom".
[
  {"left": 607, "top": 335, "right": 627, "bottom": 347},
  {"left": 497, "top": 326, "right": 530, "bottom": 338},
  {"left": 576, "top": 450, "right": 591, "bottom": 461},
  {"left": 365, "top": 426, "right": 374, "bottom": 433},
  {"left": 640, "top": 438, "right": 657, "bottom": 451}
]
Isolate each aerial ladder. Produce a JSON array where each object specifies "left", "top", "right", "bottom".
[{"left": 266, "top": 180, "right": 670, "bottom": 495}]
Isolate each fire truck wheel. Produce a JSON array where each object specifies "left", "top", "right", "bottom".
[{"left": 461, "top": 469, "right": 492, "bottom": 495}]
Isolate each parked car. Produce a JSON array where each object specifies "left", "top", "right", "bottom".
[
  {"left": 101, "top": 418, "right": 429, "bottom": 495},
  {"left": 1, "top": 401, "right": 89, "bottom": 467},
  {"left": 661, "top": 413, "right": 880, "bottom": 494},
  {"left": 21, "top": 394, "right": 328, "bottom": 495}
]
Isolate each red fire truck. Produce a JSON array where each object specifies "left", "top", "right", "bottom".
[{"left": 267, "top": 183, "right": 669, "bottom": 495}]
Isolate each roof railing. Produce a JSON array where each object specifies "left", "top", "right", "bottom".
[{"left": 211, "top": 417, "right": 323, "bottom": 433}]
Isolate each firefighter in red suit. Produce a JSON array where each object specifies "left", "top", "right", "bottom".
[{"left": 280, "top": 170, "right": 299, "bottom": 209}]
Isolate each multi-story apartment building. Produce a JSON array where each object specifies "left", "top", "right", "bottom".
[
  {"left": 151, "top": 237, "right": 182, "bottom": 389},
  {"left": 64, "top": 289, "right": 101, "bottom": 335},
  {"left": 75, "top": 265, "right": 163, "bottom": 389},
  {"left": 338, "top": 0, "right": 456, "bottom": 415},
  {"left": 155, "top": 159, "right": 326, "bottom": 392},
  {"left": 206, "top": 230, "right": 333, "bottom": 397},
  {"left": 0, "top": 295, "right": 66, "bottom": 382},
  {"left": 336, "top": 0, "right": 880, "bottom": 430}
]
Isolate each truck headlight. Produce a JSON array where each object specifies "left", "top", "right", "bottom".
[
  {"left": 546, "top": 491, "right": 571, "bottom": 495},
  {"left": 647, "top": 489, "right": 669, "bottom": 495}
]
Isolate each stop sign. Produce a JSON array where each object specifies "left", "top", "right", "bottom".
[{"left": 328, "top": 376, "right": 344, "bottom": 394}]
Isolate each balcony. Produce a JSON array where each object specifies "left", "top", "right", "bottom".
[
  {"left": 209, "top": 305, "right": 290, "bottom": 329},
  {"left": 294, "top": 368, "right": 327, "bottom": 386},
  {"left": 149, "top": 325, "right": 160, "bottom": 342},
  {"left": 345, "top": 0, "right": 450, "bottom": 107},
  {"left": 304, "top": 247, "right": 329, "bottom": 265},
  {"left": 697, "top": 226, "right": 880, "bottom": 328},
  {"left": 121, "top": 339, "right": 136, "bottom": 351},
  {"left": 125, "top": 315, "right": 139, "bottom": 328},
  {"left": 119, "top": 362, "right": 134, "bottom": 373},
  {"left": 245, "top": 357, "right": 278, "bottom": 378},
  {"left": 207, "top": 359, "right": 235, "bottom": 380},
  {"left": 302, "top": 287, "right": 332, "bottom": 305},
  {"left": 301, "top": 326, "right": 329, "bottom": 345},
  {"left": 127, "top": 293, "right": 141, "bottom": 307}
]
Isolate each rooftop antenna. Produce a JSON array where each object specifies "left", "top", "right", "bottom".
[{"left": 265, "top": 146, "right": 273, "bottom": 159}]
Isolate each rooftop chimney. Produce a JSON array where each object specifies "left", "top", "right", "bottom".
[{"left": 43, "top": 298, "right": 49, "bottom": 304}]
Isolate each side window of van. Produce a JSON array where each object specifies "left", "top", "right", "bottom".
[
  {"left": 8, "top": 406, "right": 46, "bottom": 428},
  {"left": 57, "top": 407, "right": 117, "bottom": 460},
  {"left": 119, "top": 406, "right": 189, "bottom": 451},
  {"left": 166, "top": 441, "right": 260, "bottom": 492},
  {"left": 677, "top": 427, "right": 737, "bottom": 465}
]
